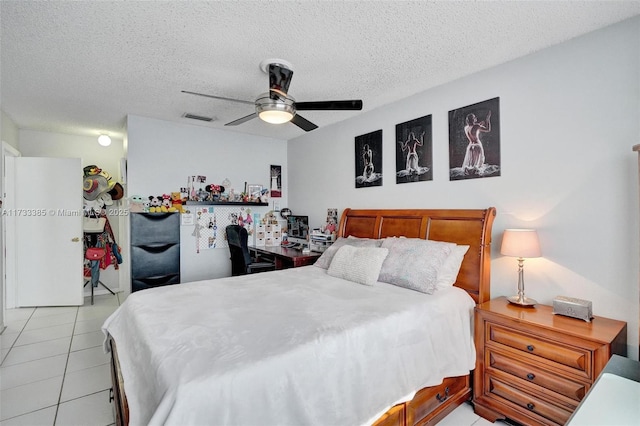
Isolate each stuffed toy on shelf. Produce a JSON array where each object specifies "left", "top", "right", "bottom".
[
  {"left": 170, "top": 192, "right": 185, "bottom": 213},
  {"left": 161, "top": 194, "right": 174, "bottom": 212},
  {"left": 129, "top": 195, "right": 146, "bottom": 213},
  {"left": 148, "top": 195, "right": 162, "bottom": 213}
]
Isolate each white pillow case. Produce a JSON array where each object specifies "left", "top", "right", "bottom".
[
  {"left": 314, "top": 236, "right": 383, "bottom": 269},
  {"left": 378, "top": 237, "right": 453, "bottom": 294},
  {"left": 327, "top": 245, "right": 389, "bottom": 286},
  {"left": 436, "top": 245, "right": 470, "bottom": 290}
]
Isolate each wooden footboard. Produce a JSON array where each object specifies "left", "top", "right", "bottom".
[
  {"left": 108, "top": 335, "right": 469, "bottom": 426},
  {"left": 108, "top": 336, "right": 129, "bottom": 426}
]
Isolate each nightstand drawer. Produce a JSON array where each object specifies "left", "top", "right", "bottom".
[
  {"left": 487, "top": 348, "right": 588, "bottom": 402},
  {"left": 487, "top": 374, "right": 572, "bottom": 426},
  {"left": 487, "top": 323, "right": 591, "bottom": 378}
]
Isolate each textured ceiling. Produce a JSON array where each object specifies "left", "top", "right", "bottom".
[{"left": 1, "top": 1, "right": 639, "bottom": 141}]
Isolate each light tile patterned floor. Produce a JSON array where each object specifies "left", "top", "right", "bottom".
[
  {"left": 1, "top": 293, "right": 495, "bottom": 426},
  {"left": 1, "top": 294, "right": 121, "bottom": 426}
]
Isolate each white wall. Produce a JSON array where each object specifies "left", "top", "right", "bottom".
[
  {"left": 288, "top": 17, "right": 640, "bottom": 358},
  {"left": 19, "top": 130, "right": 124, "bottom": 178},
  {"left": 18, "top": 130, "right": 126, "bottom": 294},
  {"left": 126, "top": 115, "right": 288, "bottom": 283},
  {"left": 1, "top": 111, "right": 19, "bottom": 149}
]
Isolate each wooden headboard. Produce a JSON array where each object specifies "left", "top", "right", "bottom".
[{"left": 337, "top": 208, "right": 496, "bottom": 304}]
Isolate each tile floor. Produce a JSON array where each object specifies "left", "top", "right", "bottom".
[
  {"left": 1, "top": 293, "right": 120, "bottom": 426},
  {"left": 0, "top": 292, "right": 495, "bottom": 426}
]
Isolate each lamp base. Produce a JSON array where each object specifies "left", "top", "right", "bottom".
[{"left": 507, "top": 295, "right": 537, "bottom": 307}]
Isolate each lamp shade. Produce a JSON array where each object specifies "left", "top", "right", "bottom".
[{"left": 500, "top": 229, "right": 541, "bottom": 258}]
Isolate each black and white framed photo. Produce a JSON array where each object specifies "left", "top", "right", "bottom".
[
  {"left": 395, "top": 115, "right": 432, "bottom": 184},
  {"left": 355, "top": 129, "right": 383, "bottom": 188},
  {"left": 449, "top": 97, "right": 501, "bottom": 181}
]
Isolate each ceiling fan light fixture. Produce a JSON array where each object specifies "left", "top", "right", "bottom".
[
  {"left": 97, "top": 134, "right": 111, "bottom": 146},
  {"left": 256, "top": 93, "right": 295, "bottom": 124},
  {"left": 258, "top": 110, "right": 294, "bottom": 124}
]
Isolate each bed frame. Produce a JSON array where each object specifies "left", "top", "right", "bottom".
[{"left": 108, "top": 207, "right": 496, "bottom": 426}]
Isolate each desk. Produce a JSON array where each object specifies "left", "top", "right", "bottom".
[{"left": 249, "top": 245, "right": 321, "bottom": 270}]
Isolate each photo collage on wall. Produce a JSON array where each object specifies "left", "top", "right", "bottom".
[
  {"left": 190, "top": 206, "right": 254, "bottom": 253},
  {"left": 353, "top": 97, "right": 500, "bottom": 187}
]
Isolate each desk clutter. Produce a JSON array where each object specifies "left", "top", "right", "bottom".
[
  {"left": 309, "top": 231, "right": 335, "bottom": 253},
  {"left": 254, "top": 208, "right": 338, "bottom": 252}
]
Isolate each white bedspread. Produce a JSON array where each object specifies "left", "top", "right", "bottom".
[{"left": 102, "top": 266, "right": 476, "bottom": 426}]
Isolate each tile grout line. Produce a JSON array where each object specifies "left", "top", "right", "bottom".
[
  {"left": 0, "top": 307, "right": 61, "bottom": 423},
  {"left": 52, "top": 305, "right": 80, "bottom": 426},
  {"left": 0, "top": 308, "right": 36, "bottom": 366},
  {"left": 1, "top": 295, "right": 121, "bottom": 424}
]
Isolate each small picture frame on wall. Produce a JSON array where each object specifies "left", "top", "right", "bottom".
[
  {"left": 270, "top": 165, "right": 282, "bottom": 198},
  {"left": 355, "top": 129, "right": 383, "bottom": 188},
  {"left": 247, "top": 184, "right": 263, "bottom": 198}
]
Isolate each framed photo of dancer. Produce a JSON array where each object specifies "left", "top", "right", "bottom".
[
  {"left": 355, "top": 129, "right": 383, "bottom": 188},
  {"left": 448, "top": 97, "right": 501, "bottom": 181},
  {"left": 395, "top": 115, "right": 432, "bottom": 184}
]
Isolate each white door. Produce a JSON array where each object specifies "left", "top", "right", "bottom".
[
  {"left": 1, "top": 142, "right": 21, "bottom": 325},
  {"left": 8, "top": 157, "right": 83, "bottom": 306}
]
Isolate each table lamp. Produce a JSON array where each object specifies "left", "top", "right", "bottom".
[{"left": 501, "top": 229, "right": 541, "bottom": 306}]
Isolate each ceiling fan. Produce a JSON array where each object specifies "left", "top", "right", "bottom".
[{"left": 182, "top": 59, "right": 363, "bottom": 132}]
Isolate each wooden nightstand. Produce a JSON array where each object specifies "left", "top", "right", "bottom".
[{"left": 473, "top": 296, "right": 627, "bottom": 426}]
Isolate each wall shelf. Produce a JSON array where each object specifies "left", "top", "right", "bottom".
[{"left": 185, "top": 201, "right": 268, "bottom": 206}]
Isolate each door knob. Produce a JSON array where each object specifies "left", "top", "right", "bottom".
[{"left": 71, "top": 237, "right": 80, "bottom": 242}]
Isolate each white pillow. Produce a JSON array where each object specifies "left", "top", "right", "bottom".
[
  {"left": 436, "top": 245, "right": 470, "bottom": 290},
  {"left": 378, "top": 237, "right": 453, "bottom": 294},
  {"left": 327, "top": 245, "right": 389, "bottom": 286},
  {"left": 314, "top": 236, "right": 383, "bottom": 269}
]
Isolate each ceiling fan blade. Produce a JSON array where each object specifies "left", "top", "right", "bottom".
[
  {"left": 269, "top": 64, "right": 294, "bottom": 99},
  {"left": 225, "top": 112, "right": 258, "bottom": 126},
  {"left": 290, "top": 114, "right": 318, "bottom": 132},
  {"left": 295, "top": 100, "right": 363, "bottom": 111},
  {"left": 182, "top": 90, "right": 255, "bottom": 105}
]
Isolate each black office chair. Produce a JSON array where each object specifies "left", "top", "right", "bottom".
[{"left": 226, "top": 224, "right": 275, "bottom": 276}]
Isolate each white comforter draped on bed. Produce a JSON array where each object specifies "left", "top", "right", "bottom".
[{"left": 102, "top": 266, "right": 476, "bottom": 426}]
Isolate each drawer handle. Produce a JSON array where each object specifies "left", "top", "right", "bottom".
[
  {"left": 527, "top": 373, "right": 535, "bottom": 380},
  {"left": 526, "top": 344, "right": 535, "bottom": 352},
  {"left": 436, "top": 386, "right": 450, "bottom": 403},
  {"left": 527, "top": 403, "right": 535, "bottom": 411},
  {"left": 109, "top": 387, "right": 114, "bottom": 403}
]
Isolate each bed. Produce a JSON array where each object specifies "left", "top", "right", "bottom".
[{"left": 104, "top": 207, "right": 496, "bottom": 426}]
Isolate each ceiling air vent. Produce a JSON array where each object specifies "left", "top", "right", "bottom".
[{"left": 183, "top": 113, "right": 214, "bottom": 122}]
